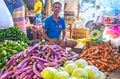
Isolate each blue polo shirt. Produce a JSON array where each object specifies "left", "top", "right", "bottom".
[{"left": 43, "top": 15, "right": 66, "bottom": 38}]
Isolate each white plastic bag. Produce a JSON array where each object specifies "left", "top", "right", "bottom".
[{"left": 0, "top": 0, "right": 14, "bottom": 29}]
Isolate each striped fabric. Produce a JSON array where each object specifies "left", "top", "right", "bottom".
[{"left": 13, "top": 6, "right": 26, "bottom": 33}]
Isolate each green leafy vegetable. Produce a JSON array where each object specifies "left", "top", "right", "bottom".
[
  {"left": 84, "top": 66, "right": 101, "bottom": 79},
  {"left": 54, "top": 71, "right": 70, "bottom": 79},
  {"left": 65, "top": 63, "right": 78, "bottom": 75},
  {"left": 100, "top": 71, "right": 106, "bottom": 79},
  {"left": 75, "top": 59, "right": 88, "bottom": 68},
  {"left": 71, "top": 68, "right": 88, "bottom": 79},
  {"left": 41, "top": 67, "right": 57, "bottom": 79}
]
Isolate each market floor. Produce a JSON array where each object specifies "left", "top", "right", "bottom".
[{"left": 106, "top": 68, "right": 120, "bottom": 79}]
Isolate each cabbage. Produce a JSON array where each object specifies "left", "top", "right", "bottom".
[
  {"left": 100, "top": 71, "right": 106, "bottom": 79},
  {"left": 75, "top": 59, "right": 88, "bottom": 68},
  {"left": 54, "top": 71, "right": 70, "bottom": 79},
  {"left": 69, "top": 77, "right": 77, "bottom": 79},
  {"left": 71, "top": 68, "right": 88, "bottom": 79},
  {"left": 57, "top": 67, "right": 65, "bottom": 72},
  {"left": 41, "top": 67, "right": 57, "bottom": 79},
  {"left": 65, "top": 63, "right": 78, "bottom": 75},
  {"left": 64, "top": 60, "right": 74, "bottom": 68},
  {"left": 84, "top": 66, "right": 101, "bottom": 79}
]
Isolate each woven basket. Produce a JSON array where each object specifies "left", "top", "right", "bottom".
[{"left": 72, "top": 28, "right": 89, "bottom": 39}]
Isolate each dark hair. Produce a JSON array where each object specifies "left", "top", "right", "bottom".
[{"left": 53, "top": 2, "right": 62, "bottom": 8}]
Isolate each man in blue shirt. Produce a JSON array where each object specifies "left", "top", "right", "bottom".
[{"left": 42, "top": 1, "right": 67, "bottom": 48}]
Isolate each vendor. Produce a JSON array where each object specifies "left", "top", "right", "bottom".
[
  {"left": 4, "top": 0, "right": 26, "bottom": 34},
  {"left": 42, "top": 1, "right": 77, "bottom": 48},
  {"left": 33, "top": 0, "right": 43, "bottom": 25},
  {"left": 12, "top": 0, "right": 26, "bottom": 34}
]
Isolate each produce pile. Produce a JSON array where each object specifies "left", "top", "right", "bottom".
[
  {"left": 0, "top": 44, "right": 75, "bottom": 79},
  {"left": 78, "top": 42, "right": 120, "bottom": 72},
  {"left": 0, "top": 24, "right": 31, "bottom": 44},
  {"left": 0, "top": 40, "right": 28, "bottom": 71},
  {"left": 41, "top": 59, "right": 106, "bottom": 79},
  {"left": 105, "top": 26, "right": 120, "bottom": 39}
]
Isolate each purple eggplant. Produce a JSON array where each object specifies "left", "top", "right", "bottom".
[
  {"left": 26, "top": 44, "right": 39, "bottom": 53},
  {"left": 36, "top": 63, "right": 43, "bottom": 71},
  {"left": 43, "top": 62, "right": 58, "bottom": 67},
  {"left": 31, "top": 56, "right": 48, "bottom": 63},
  {"left": 0, "top": 69, "right": 5, "bottom": 77},
  {"left": 15, "top": 66, "right": 32, "bottom": 75},
  {"left": 17, "top": 58, "right": 30, "bottom": 69},
  {"left": 20, "top": 61, "right": 28, "bottom": 68},
  {"left": 33, "top": 63, "right": 41, "bottom": 78},
  {"left": 19, "top": 72, "right": 27, "bottom": 79},
  {"left": 0, "top": 70, "right": 14, "bottom": 79}
]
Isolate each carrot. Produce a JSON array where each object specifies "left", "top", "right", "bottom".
[
  {"left": 86, "top": 57, "right": 93, "bottom": 61},
  {"left": 101, "top": 59, "right": 108, "bottom": 63},
  {"left": 88, "top": 61, "right": 94, "bottom": 66},
  {"left": 107, "top": 60, "right": 115, "bottom": 64},
  {"left": 80, "top": 51, "right": 88, "bottom": 57},
  {"left": 98, "top": 65, "right": 105, "bottom": 70},
  {"left": 109, "top": 64, "right": 115, "bottom": 71},
  {"left": 100, "top": 68, "right": 105, "bottom": 72},
  {"left": 90, "top": 56, "right": 100, "bottom": 59},
  {"left": 87, "top": 53, "right": 97, "bottom": 57},
  {"left": 106, "top": 68, "right": 111, "bottom": 72},
  {"left": 97, "top": 60, "right": 108, "bottom": 67},
  {"left": 113, "top": 64, "right": 118, "bottom": 69},
  {"left": 103, "top": 52, "right": 108, "bottom": 58}
]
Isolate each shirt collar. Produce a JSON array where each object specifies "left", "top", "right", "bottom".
[{"left": 51, "top": 14, "right": 61, "bottom": 22}]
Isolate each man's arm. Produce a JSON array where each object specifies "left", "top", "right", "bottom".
[
  {"left": 62, "top": 29, "right": 67, "bottom": 42},
  {"left": 42, "top": 28, "right": 55, "bottom": 45},
  {"left": 60, "top": 29, "right": 66, "bottom": 48}
]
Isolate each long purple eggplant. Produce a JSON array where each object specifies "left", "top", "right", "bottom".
[
  {"left": 0, "top": 70, "right": 14, "bottom": 79},
  {"left": 36, "top": 63, "right": 43, "bottom": 71},
  {"left": 43, "top": 62, "right": 58, "bottom": 67},
  {"left": 14, "top": 66, "right": 32, "bottom": 76},
  {"left": 0, "top": 69, "right": 5, "bottom": 78},
  {"left": 17, "top": 58, "right": 30, "bottom": 69},
  {"left": 33, "top": 63, "right": 41, "bottom": 77},
  {"left": 20, "top": 61, "right": 28, "bottom": 68},
  {"left": 31, "top": 56, "right": 48, "bottom": 63},
  {"left": 19, "top": 72, "right": 27, "bottom": 79},
  {"left": 26, "top": 44, "right": 39, "bottom": 53}
]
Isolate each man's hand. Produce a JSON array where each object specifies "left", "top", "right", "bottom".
[
  {"left": 60, "top": 41, "right": 66, "bottom": 48},
  {"left": 48, "top": 39, "right": 55, "bottom": 45}
]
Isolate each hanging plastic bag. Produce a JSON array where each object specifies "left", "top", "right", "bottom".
[{"left": 0, "top": 0, "right": 14, "bottom": 29}]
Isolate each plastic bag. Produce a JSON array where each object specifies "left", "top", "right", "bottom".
[{"left": 0, "top": 0, "right": 14, "bottom": 29}]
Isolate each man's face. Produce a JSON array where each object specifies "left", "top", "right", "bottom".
[{"left": 53, "top": 4, "right": 62, "bottom": 15}]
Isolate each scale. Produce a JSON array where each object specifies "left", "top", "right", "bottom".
[
  {"left": 85, "top": 21, "right": 103, "bottom": 43},
  {"left": 90, "top": 26, "right": 103, "bottom": 43}
]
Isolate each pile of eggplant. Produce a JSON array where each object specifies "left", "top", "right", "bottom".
[{"left": 0, "top": 44, "right": 75, "bottom": 79}]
